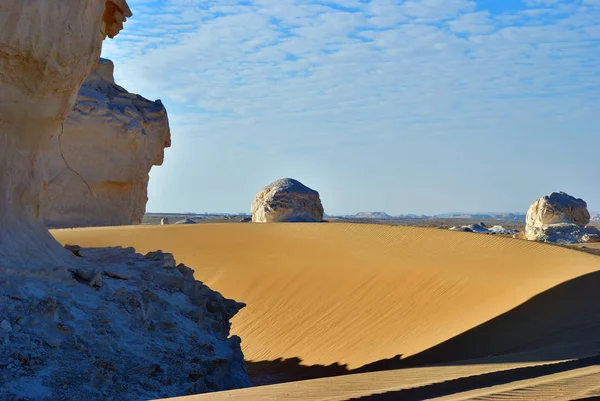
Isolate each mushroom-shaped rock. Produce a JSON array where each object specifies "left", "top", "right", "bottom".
[
  {"left": 251, "top": 178, "right": 324, "bottom": 222},
  {"left": 41, "top": 58, "right": 171, "bottom": 228},
  {"left": 525, "top": 192, "right": 594, "bottom": 243},
  {"left": 526, "top": 192, "right": 590, "bottom": 228},
  {"left": 0, "top": 0, "right": 130, "bottom": 269}
]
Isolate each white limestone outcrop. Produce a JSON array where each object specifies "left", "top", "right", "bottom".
[
  {"left": 0, "top": 247, "right": 251, "bottom": 399},
  {"left": 525, "top": 192, "right": 599, "bottom": 243},
  {"left": 0, "top": 2, "right": 252, "bottom": 398},
  {"left": 251, "top": 178, "right": 324, "bottom": 223},
  {"left": 0, "top": 1, "right": 131, "bottom": 269},
  {"left": 42, "top": 58, "right": 171, "bottom": 228}
]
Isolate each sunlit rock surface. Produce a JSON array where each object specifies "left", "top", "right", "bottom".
[
  {"left": 251, "top": 178, "right": 324, "bottom": 223},
  {"left": 42, "top": 59, "right": 171, "bottom": 228},
  {"left": 525, "top": 192, "right": 599, "bottom": 244}
]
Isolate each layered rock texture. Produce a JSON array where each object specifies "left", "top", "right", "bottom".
[
  {"left": 251, "top": 178, "right": 324, "bottom": 223},
  {"left": 41, "top": 58, "right": 171, "bottom": 228},
  {"left": 0, "top": 1, "right": 251, "bottom": 398},
  {"left": 0, "top": 1, "right": 133, "bottom": 268},
  {"left": 525, "top": 192, "right": 600, "bottom": 243},
  {"left": 0, "top": 247, "right": 251, "bottom": 399}
]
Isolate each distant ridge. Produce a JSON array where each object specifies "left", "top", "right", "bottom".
[
  {"left": 329, "top": 212, "right": 527, "bottom": 220},
  {"left": 353, "top": 212, "right": 393, "bottom": 219}
]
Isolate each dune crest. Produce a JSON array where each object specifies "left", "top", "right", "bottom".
[{"left": 53, "top": 223, "right": 600, "bottom": 373}]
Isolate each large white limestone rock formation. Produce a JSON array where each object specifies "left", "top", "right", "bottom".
[
  {"left": 525, "top": 192, "right": 600, "bottom": 243},
  {"left": 0, "top": 0, "right": 132, "bottom": 269},
  {"left": 0, "top": 1, "right": 252, "bottom": 398},
  {"left": 251, "top": 178, "right": 324, "bottom": 222},
  {"left": 0, "top": 247, "right": 252, "bottom": 399},
  {"left": 41, "top": 58, "right": 171, "bottom": 228}
]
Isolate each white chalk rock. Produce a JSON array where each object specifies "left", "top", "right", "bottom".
[
  {"left": 0, "top": 0, "right": 130, "bottom": 269},
  {"left": 0, "top": 247, "right": 251, "bottom": 399},
  {"left": 526, "top": 192, "right": 593, "bottom": 243},
  {"left": 41, "top": 58, "right": 171, "bottom": 228},
  {"left": 251, "top": 178, "right": 324, "bottom": 223},
  {"left": 0, "top": 3, "right": 251, "bottom": 399}
]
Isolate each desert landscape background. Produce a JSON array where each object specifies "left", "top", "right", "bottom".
[
  {"left": 2, "top": 0, "right": 599, "bottom": 400},
  {"left": 53, "top": 222, "right": 600, "bottom": 400}
]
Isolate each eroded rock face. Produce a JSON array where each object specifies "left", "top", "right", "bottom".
[
  {"left": 42, "top": 58, "right": 171, "bottom": 228},
  {"left": 525, "top": 192, "right": 596, "bottom": 243},
  {"left": 0, "top": 1, "right": 131, "bottom": 268},
  {"left": 0, "top": 3, "right": 252, "bottom": 398},
  {"left": 0, "top": 247, "right": 251, "bottom": 399},
  {"left": 251, "top": 178, "right": 324, "bottom": 223}
]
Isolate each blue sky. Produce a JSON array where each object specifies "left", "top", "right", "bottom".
[{"left": 101, "top": 0, "right": 600, "bottom": 215}]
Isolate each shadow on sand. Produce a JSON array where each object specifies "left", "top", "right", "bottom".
[
  {"left": 246, "top": 268, "right": 600, "bottom": 393},
  {"left": 246, "top": 357, "right": 349, "bottom": 386}
]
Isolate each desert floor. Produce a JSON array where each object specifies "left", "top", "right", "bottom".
[{"left": 52, "top": 224, "right": 600, "bottom": 400}]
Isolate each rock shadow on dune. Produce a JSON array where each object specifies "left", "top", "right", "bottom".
[
  {"left": 247, "top": 268, "right": 600, "bottom": 389},
  {"left": 245, "top": 357, "right": 349, "bottom": 386},
  {"left": 347, "top": 356, "right": 600, "bottom": 400},
  {"left": 399, "top": 268, "right": 600, "bottom": 368}
]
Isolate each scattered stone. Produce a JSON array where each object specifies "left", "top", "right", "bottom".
[
  {"left": 1, "top": 320, "right": 12, "bottom": 332},
  {"left": 488, "top": 226, "right": 518, "bottom": 235},
  {"left": 103, "top": 270, "right": 132, "bottom": 280},
  {"left": 449, "top": 226, "right": 473, "bottom": 232},
  {"left": 89, "top": 272, "right": 103, "bottom": 288},
  {"left": 73, "top": 268, "right": 97, "bottom": 282},
  {"left": 144, "top": 251, "right": 177, "bottom": 269},
  {"left": 64, "top": 244, "right": 83, "bottom": 257},
  {"left": 174, "top": 218, "right": 197, "bottom": 225}
]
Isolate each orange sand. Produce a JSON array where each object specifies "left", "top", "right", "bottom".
[{"left": 52, "top": 223, "right": 600, "bottom": 399}]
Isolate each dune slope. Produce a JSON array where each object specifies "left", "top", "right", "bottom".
[
  {"left": 53, "top": 223, "right": 600, "bottom": 375},
  {"left": 157, "top": 359, "right": 600, "bottom": 401}
]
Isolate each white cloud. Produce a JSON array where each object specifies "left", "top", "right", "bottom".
[
  {"left": 448, "top": 11, "right": 495, "bottom": 34},
  {"left": 100, "top": 0, "right": 600, "bottom": 214}
]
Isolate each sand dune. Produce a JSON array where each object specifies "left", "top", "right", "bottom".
[
  {"left": 165, "top": 359, "right": 600, "bottom": 401},
  {"left": 53, "top": 223, "right": 600, "bottom": 398},
  {"left": 153, "top": 360, "right": 575, "bottom": 401},
  {"left": 433, "top": 365, "right": 600, "bottom": 401}
]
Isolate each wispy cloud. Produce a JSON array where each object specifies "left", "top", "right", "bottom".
[{"left": 101, "top": 0, "right": 600, "bottom": 215}]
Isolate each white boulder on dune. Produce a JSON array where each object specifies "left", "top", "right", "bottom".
[
  {"left": 525, "top": 192, "right": 600, "bottom": 244},
  {"left": 251, "top": 178, "right": 324, "bottom": 222},
  {"left": 41, "top": 58, "right": 171, "bottom": 228},
  {"left": 0, "top": 1, "right": 251, "bottom": 399}
]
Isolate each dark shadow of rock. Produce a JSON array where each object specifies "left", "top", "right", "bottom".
[
  {"left": 246, "top": 269, "right": 600, "bottom": 393},
  {"left": 347, "top": 355, "right": 600, "bottom": 400},
  {"left": 246, "top": 357, "right": 349, "bottom": 386}
]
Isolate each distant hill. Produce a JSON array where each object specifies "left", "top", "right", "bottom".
[
  {"left": 433, "top": 213, "right": 526, "bottom": 220},
  {"left": 353, "top": 212, "right": 393, "bottom": 219}
]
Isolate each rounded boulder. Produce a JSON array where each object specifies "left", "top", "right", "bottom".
[{"left": 251, "top": 178, "right": 324, "bottom": 223}]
